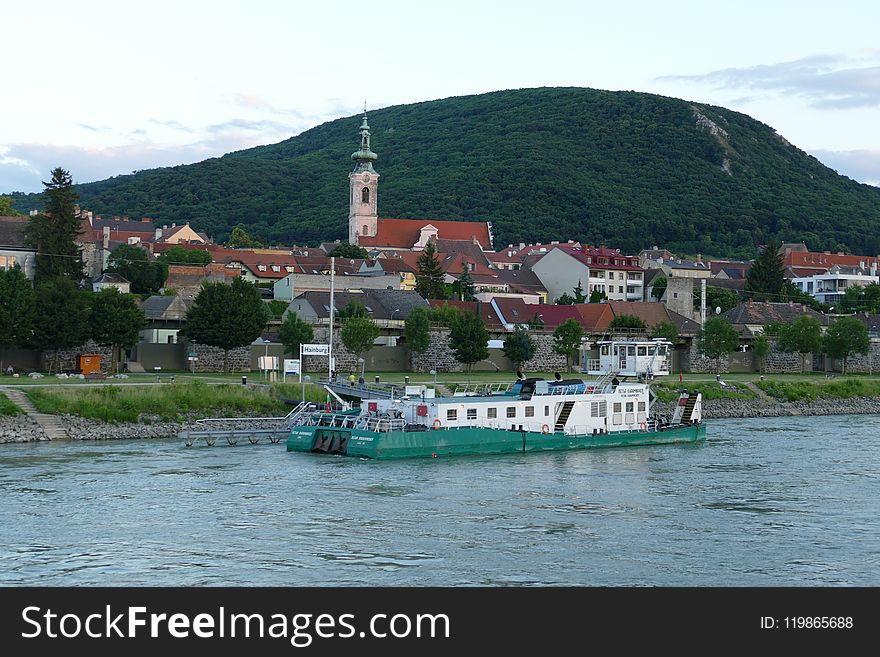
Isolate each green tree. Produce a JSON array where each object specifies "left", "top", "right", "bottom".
[
  {"left": 448, "top": 311, "right": 489, "bottom": 377},
  {"left": 553, "top": 318, "right": 583, "bottom": 372},
  {"left": 0, "top": 266, "right": 35, "bottom": 350},
  {"left": 572, "top": 280, "right": 587, "bottom": 303},
  {"left": 0, "top": 195, "right": 25, "bottom": 216},
  {"left": 751, "top": 333, "right": 770, "bottom": 374},
  {"left": 183, "top": 278, "right": 270, "bottom": 372},
  {"left": 555, "top": 292, "right": 576, "bottom": 305},
  {"left": 503, "top": 326, "right": 536, "bottom": 372},
  {"left": 527, "top": 314, "right": 545, "bottom": 330},
  {"left": 327, "top": 242, "right": 369, "bottom": 259},
  {"left": 650, "top": 320, "right": 679, "bottom": 344},
  {"left": 650, "top": 275, "right": 667, "bottom": 301},
  {"left": 744, "top": 238, "right": 785, "bottom": 301},
  {"left": 404, "top": 306, "right": 431, "bottom": 356},
  {"left": 227, "top": 225, "right": 262, "bottom": 248},
  {"left": 588, "top": 288, "right": 607, "bottom": 304},
  {"left": 776, "top": 315, "right": 823, "bottom": 374},
  {"left": 428, "top": 303, "right": 462, "bottom": 327},
  {"left": 107, "top": 244, "right": 167, "bottom": 294},
  {"left": 694, "top": 285, "right": 740, "bottom": 314},
  {"left": 823, "top": 317, "right": 869, "bottom": 374},
  {"left": 279, "top": 311, "right": 314, "bottom": 356},
  {"left": 609, "top": 314, "right": 647, "bottom": 330},
  {"left": 90, "top": 288, "right": 145, "bottom": 372},
  {"left": 455, "top": 265, "right": 477, "bottom": 302},
  {"left": 698, "top": 316, "right": 740, "bottom": 373},
  {"left": 780, "top": 280, "right": 825, "bottom": 312},
  {"left": 156, "top": 246, "right": 212, "bottom": 266},
  {"left": 340, "top": 316, "right": 380, "bottom": 363},
  {"left": 840, "top": 283, "right": 880, "bottom": 314},
  {"left": 415, "top": 241, "right": 448, "bottom": 300},
  {"left": 26, "top": 167, "right": 84, "bottom": 284},
  {"left": 336, "top": 300, "right": 369, "bottom": 321},
  {"left": 31, "top": 277, "right": 91, "bottom": 373}
]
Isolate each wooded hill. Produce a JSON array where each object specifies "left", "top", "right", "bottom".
[{"left": 12, "top": 87, "right": 880, "bottom": 257}]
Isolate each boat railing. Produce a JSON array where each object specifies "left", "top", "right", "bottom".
[
  {"left": 532, "top": 381, "right": 614, "bottom": 396},
  {"left": 452, "top": 382, "right": 514, "bottom": 396},
  {"left": 301, "top": 411, "right": 407, "bottom": 433}
]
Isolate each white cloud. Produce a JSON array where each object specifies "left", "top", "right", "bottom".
[
  {"left": 660, "top": 53, "right": 880, "bottom": 109},
  {"left": 809, "top": 149, "right": 880, "bottom": 186}
]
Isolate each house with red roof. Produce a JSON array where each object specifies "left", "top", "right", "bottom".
[{"left": 346, "top": 112, "right": 492, "bottom": 252}]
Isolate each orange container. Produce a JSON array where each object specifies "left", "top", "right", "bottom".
[{"left": 78, "top": 354, "right": 102, "bottom": 375}]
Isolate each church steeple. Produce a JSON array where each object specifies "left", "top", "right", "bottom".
[
  {"left": 348, "top": 110, "right": 379, "bottom": 244},
  {"left": 351, "top": 111, "right": 378, "bottom": 173}
]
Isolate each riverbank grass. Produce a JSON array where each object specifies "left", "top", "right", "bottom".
[
  {"left": 652, "top": 381, "right": 757, "bottom": 403},
  {"left": 757, "top": 378, "right": 880, "bottom": 402},
  {"left": 0, "top": 396, "right": 22, "bottom": 416},
  {"left": 26, "top": 382, "right": 290, "bottom": 423}
]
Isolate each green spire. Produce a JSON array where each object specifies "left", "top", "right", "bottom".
[{"left": 351, "top": 110, "right": 378, "bottom": 172}]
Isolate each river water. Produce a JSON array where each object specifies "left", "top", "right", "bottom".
[{"left": 0, "top": 415, "right": 877, "bottom": 586}]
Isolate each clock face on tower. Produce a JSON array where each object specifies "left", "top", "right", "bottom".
[{"left": 362, "top": 174, "right": 370, "bottom": 183}]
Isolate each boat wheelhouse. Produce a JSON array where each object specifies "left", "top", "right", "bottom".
[{"left": 585, "top": 338, "right": 672, "bottom": 377}]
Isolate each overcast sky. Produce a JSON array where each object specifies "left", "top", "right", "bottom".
[{"left": 3, "top": 0, "right": 879, "bottom": 193}]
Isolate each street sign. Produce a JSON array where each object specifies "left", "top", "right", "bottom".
[
  {"left": 301, "top": 343, "right": 330, "bottom": 356},
  {"left": 284, "top": 359, "right": 300, "bottom": 375}
]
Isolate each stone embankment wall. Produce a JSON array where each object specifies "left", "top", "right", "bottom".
[
  {"left": 410, "top": 329, "right": 567, "bottom": 373},
  {"left": 684, "top": 340, "right": 803, "bottom": 374},
  {"left": 186, "top": 342, "right": 250, "bottom": 372},
  {"left": 41, "top": 340, "right": 113, "bottom": 373}
]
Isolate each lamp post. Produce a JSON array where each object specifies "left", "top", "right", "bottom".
[
  {"left": 358, "top": 357, "right": 365, "bottom": 381},
  {"left": 263, "top": 338, "right": 270, "bottom": 380}
]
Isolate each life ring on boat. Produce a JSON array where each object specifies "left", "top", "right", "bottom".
[
  {"left": 541, "top": 424, "right": 550, "bottom": 434},
  {"left": 433, "top": 419, "right": 442, "bottom": 429},
  {"left": 639, "top": 422, "right": 648, "bottom": 432}
]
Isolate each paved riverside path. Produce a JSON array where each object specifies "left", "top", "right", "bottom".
[{"left": 1, "top": 388, "right": 70, "bottom": 440}]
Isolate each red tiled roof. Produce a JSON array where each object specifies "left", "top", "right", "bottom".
[
  {"left": 574, "top": 304, "right": 614, "bottom": 332},
  {"left": 441, "top": 252, "right": 496, "bottom": 277},
  {"left": 359, "top": 218, "right": 492, "bottom": 249},
  {"left": 523, "top": 304, "right": 582, "bottom": 329},
  {"left": 783, "top": 250, "right": 880, "bottom": 269}
]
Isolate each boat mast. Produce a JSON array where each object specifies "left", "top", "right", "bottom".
[{"left": 328, "top": 256, "right": 335, "bottom": 380}]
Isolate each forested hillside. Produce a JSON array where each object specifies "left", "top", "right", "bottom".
[{"left": 12, "top": 87, "right": 880, "bottom": 257}]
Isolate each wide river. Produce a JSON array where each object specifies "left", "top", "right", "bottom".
[{"left": 1, "top": 415, "right": 877, "bottom": 586}]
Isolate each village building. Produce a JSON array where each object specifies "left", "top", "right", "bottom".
[{"left": 0, "top": 215, "right": 36, "bottom": 279}]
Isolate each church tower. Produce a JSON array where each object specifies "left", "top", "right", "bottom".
[{"left": 348, "top": 112, "right": 379, "bottom": 245}]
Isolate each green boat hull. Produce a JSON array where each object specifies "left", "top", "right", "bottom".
[{"left": 287, "top": 422, "right": 707, "bottom": 460}]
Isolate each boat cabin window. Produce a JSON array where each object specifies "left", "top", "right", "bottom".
[
  {"left": 613, "top": 402, "right": 622, "bottom": 413},
  {"left": 525, "top": 406, "right": 534, "bottom": 417},
  {"left": 638, "top": 402, "right": 646, "bottom": 412},
  {"left": 638, "top": 346, "right": 647, "bottom": 356},
  {"left": 446, "top": 409, "right": 457, "bottom": 421},
  {"left": 544, "top": 405, "right": 550, "bottom": 416},
  {"left": 506, "top": 407, "right": 516, "bottom": 418},
  {"left": 487, "top": 408, "right": 497, "bottom": 419},
  {"left": 466, "top": 408, "right": 477, "bottom": 420},
  {"left": 600, "top": 345, "right": 610, "bottom": 356},
  {"left": 626, "top": 402, "right": 634, "bottom": 412},
  {"left": 627, "top": 346, "right": 636, "bottom": 356}
]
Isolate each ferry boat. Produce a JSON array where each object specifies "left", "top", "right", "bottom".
[{"left": 286, "top": 339, "right": 705, "bottom": 459}]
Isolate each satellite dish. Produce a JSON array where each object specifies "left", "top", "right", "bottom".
[{"left": 715, "top": 306, "right": 721, "bottom": 314}]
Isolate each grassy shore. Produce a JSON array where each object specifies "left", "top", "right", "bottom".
[
  {"left": 756, "top": 378, "right": 880, "bottom": 402},
  {"left": 0, "top": 395, "right": 21, "bottom": 416},
  {"left": 25, "top": 381, "right": 291, "bottom": 423}
]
